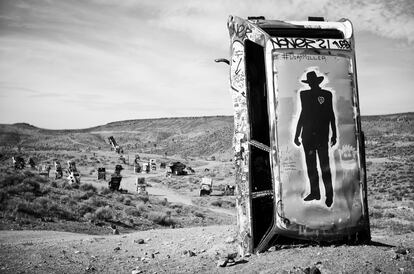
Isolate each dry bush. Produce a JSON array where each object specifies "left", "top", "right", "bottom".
[
  {"left": 99, "top": 187, "right": 111, "bottom": 195},
  {"left": 94, "top": 206, "right": 113, "bottom": 221},
  {"left": 135, "top": 194, "right": 149, "bottom": 204},
  {"left": 193, "top": 211, "right": 205, "bottom": 219},
  {"left": 116, "top": 195, "right": 124, "bottom": 203},
  {"left": 78, "top": 203, "right": 95, "bottom": 216},
  {"left": 210, "top": 200, "right": 222, "bottom": 207},
  {"left": 147, "top": 211, "right": 175, "bottom": 226},
  {"left": 79, "top": 183, "right": 97, "bottom": 193},
  {"left": 125, "top": 207, "right": 141, "bottom": 217},
  {"left": 86, "top": 196, "right": 107, "bottom": 207},
  {"left": 13, "top": 197, "right": 75, "bottom": 221}
]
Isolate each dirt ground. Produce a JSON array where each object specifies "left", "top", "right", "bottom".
[
  {"left": 0, "top": 227, "right": 413, "bottom": 273},
  {"left": 0, "top": 113, "right": 413, "bottom": 273}
]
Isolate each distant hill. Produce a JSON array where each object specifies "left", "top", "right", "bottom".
[
  {"left": 0, "top": 116, "right": 234, "bottom": 159},
  {"left": 0, "top": 113, "right": 412, "bottom": 158}
]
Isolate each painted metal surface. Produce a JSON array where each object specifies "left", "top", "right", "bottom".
[{"left": 227, "top": 15, "right": 370, "bottom": 255}]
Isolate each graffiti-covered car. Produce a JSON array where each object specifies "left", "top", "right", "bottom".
[{"left": 223, "top": 16, "right": 370, "bottom": 255}]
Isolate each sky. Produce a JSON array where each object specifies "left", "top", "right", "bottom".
[{"left": 0, "top": 0, "right": 413, "bottom": 129}]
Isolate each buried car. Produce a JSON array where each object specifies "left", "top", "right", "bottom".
[{"left": 221, "top": 15, "right": 370, "bottom": 254}]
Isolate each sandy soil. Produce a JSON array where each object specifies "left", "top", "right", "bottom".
[{"left": 0, "top": 227, "right": 413, "bottom": 273}]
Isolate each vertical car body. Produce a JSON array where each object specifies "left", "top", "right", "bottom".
[{"left": 226, "top": 16, "right": 370, "bottom": 255}]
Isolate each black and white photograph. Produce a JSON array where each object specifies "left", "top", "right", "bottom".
[{"left": 0, "top": 0, "right": 413, "bottom": 273}]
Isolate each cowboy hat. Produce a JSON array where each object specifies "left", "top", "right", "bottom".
[{"left": 302, "top": 71, "right": 324, "bottom": 84}]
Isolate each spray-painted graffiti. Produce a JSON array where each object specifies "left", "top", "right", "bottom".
[
  {"left": 294, "top": 69, "right": 337, "bottom": 208},
  {"left": 228, "top": 16, "right": 266, "bottom": 46},
  {"left": 272, "top": 37, "right": 352, "bottom": 50},
  {"left": 230, "top": 41, "right": 246, "bottom": 95},
  {"left": 228, "top": 20, "right": 252, "bottom": 41},
  {"left": 275, "top": 53, "right": 327, "bottom": 63}
]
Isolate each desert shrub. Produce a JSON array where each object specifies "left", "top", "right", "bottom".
[
  {"left": 99, "top": 187, "right": 111, "bottom": 195},
  {"left": 0, "top": 190, "right": 8, "bottom": 204},
  {"left": 62, "top": 182, "right": 73, "bottom": 190},
  {"left": 47, "top": 202, "right": 75, "bottom": 220},
  {"left": 5, "top": 176, "right": 43, "bottom": 195},
  {"left": 147, "top": 211, "right": 175, "bottom": 226},
  {"left": 74, "top": 192, "right": 90, "bottom": 201},
  {"left": 384, "top": 212, "right": 396, "bottom": 218},
  {"left": 370, "top": 210, "right": 383, "bottom": 219},
  {"left": 94, "top": 206, "right": 113, "bottom": 221},
  {"left": 0, "top": 174, "right": 26, "bottom": 188},
  {"left": 14, "top": 201, "right": 43, "bottom": 217},
  {"left": 136, "top": 201, "right": 146, "bottom": 212},
  {"left": 221, "top": 200, "right": 236, "bottom": 208},
  {"left": 84, "top": 212, "right": 96, "bottom": 222},
  {"left": 86, "top": 196, "right": 107, "bottom": 207},
  {"left": 211, "top": 200, "right": 223, "bottom": 207},
  {"left": 125, "top": 207, "right": 141, "bottom": 217},
  {"left": 116, "top": 195, "right": 125, "bottom": 203},
  {"left": 80, "top": 183, "right": 97, "bottom": 193},
  {"left": 50, "top": 181, "right": 58, "bottom": 188},
  {"left": 78, "top": 203, "right": 95, "bottom": 216},
  {"left": 193, "top": 211, "right": 205, "bottom": 218},
  {"left": 60, "top": 195, "right": 71, "bottom": 204},
  {"left": 135, "top": 195, "right": 149, "bottom": 204},
  {"left": 23, "top": 192, "right": 36, "bottom": 201}
]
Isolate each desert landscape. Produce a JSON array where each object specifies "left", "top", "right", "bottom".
[{"left": 0, "top": 113, "right": 413, "bottom": 273}]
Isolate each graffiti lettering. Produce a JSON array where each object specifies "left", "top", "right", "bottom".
[
  {"left": 332, "top": 40, "right": 351, "bottom": 49},
  {"left": 272, "top": 37, "right": 326, "bottom": 49},
  {"left": 272, "top": 37, "right": 351, "bottom": 50},
  {"left": 230, "top": 41, "right": 246, "bottom": 95},
  {"left": 275, "top": 53, "right": 327, "bottom": 63},
  {"left": 229, "top": 21, "right": 252, "bottom": 40}
]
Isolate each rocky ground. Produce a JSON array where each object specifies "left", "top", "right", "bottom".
[
  {"left": 0, "top": 227, "right": 413, "bottom": 273},
  {"left": 0, "top": 113, "right": 413, "bottom": 273}
]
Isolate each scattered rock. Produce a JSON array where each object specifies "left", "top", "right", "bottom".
[
  {"left": 374, "top": 266, "right": 382, "bottom": 273},
  {"left": 134, "top": 239, "right": 145, "bottom": 244},
  {"left": 268, "top": 246, "right": 276, "bottom": 252},
  {"left": 183, "top": 250, "right": 196, "bottom": 257},
  {"left": 395, "top": 247, "right": 408, "bottom": 255},
  {"left": 303, "top": 266, "right": 321, "bottom": 274},
  {"left": 131, "top": 270, "right": 143, "bottom": 274},
  {"left": 225, "top": 236, "right": 236, "bottom": 244},
  {"left": 226, "top": 252, "right": 238, "bottom": 260},
  {"left": 217, "top": 259, "right": 227, "bottom": 267}
]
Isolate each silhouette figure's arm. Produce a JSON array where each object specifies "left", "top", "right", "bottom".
[
  {"left": 328, "top": 94, "right": 337, "bottom": 146},
  {"left": 294, "top": 94, "right": 304, "bottom": 146}
]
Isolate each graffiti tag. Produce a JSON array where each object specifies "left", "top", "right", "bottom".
[
  {"left": 229, "top": 21, "right": 252, "bottom": 41},
  {"left": 272, "top": 37, "right": 352, "bottom": 50},
  {"left": 275, "top": 53, "right": 327, "bottom": 62},
  {"left": 230, "top": 41, "right": 246, "bottom": 95}
]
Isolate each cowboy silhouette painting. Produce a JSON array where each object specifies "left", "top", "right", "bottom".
[{"left": 294, "top": 70, "right": 337, "bottom": 207}]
